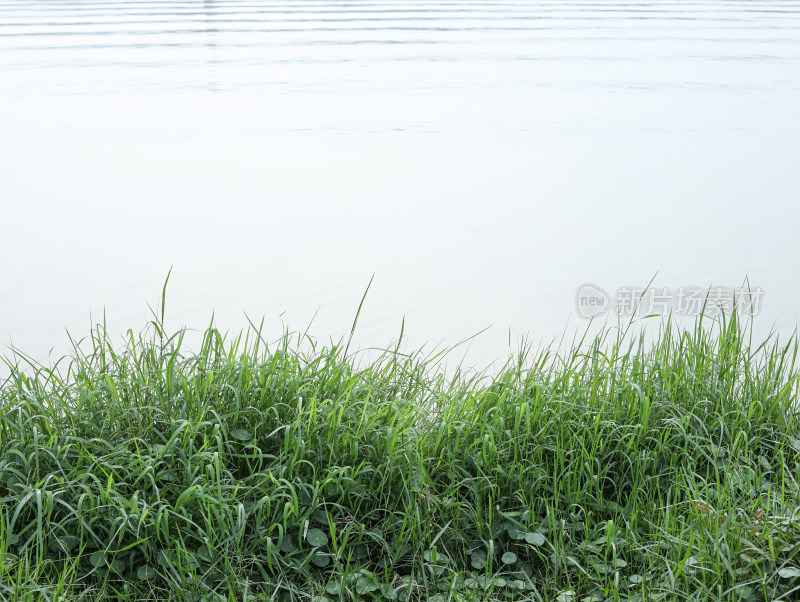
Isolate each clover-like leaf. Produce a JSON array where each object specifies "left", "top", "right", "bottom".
[
  {"left": 230, "top": 428, "right": 253, "bottom": 442},
  {"left": 355, "top": 575, "right": 379, "bottom": 594},
  {"left": 556, "top": 590, "right": 575, "bottom": 602},
  {"left": 507, "top": 526, "right": 525, "bottom": 540},
  {"left": 525, "top": 531, "right": 545, "bottom": 546},
  {"left": 110, "top": 559, "right": 126, "bottom": 573},
  {"left": 89, "top": 551, "right": 107, "bottom": 567},
  {"left": 137, "top": 565, "right": 157, "bottom": 581},
  {"left": 325, "top": 579, "right": 341, "bottom": 595},
  {"left": 502, "top": 551, "right": 518, "bottom": 564},
  {"left": 591, "top": 558, "right": 612, "bottom": 574},
  {"left": 471, "top": 550, "right": 487, "bottom": 569},
  {"left": 307, "top": 528, "right": 329, "bottom": 547},
  {"left": 54, "top": 536, "right": 79, "bottom": 552},
  {"left": 313, "top": 509, "right": 328, "bottom": 524},
  {"left": 280, "top": 536, "right": 298, "bottom": 554}
]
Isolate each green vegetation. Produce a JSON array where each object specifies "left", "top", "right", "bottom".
[{"left": 1, "top": 309, "right": 799, "bottom": 601}]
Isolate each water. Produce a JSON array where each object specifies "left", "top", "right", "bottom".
[{"left": 2, "top": 0, "right": 800, "bottom": 368}]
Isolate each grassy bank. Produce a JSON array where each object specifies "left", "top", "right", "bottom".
[{"left": 1, "top": 312, "right": 799, "bottom": 601}]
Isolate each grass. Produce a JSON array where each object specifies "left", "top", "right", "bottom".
[{"left": 0, "top": 307, "right": 799, "bottom": 601}]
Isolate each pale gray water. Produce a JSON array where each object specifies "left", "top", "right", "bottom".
[{"left": 1, "top": 0, "right": 800, "bottom": 368}]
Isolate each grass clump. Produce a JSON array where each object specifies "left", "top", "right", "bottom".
[{"left": 1, "top": 311, "right": 799, "bottom": 601}]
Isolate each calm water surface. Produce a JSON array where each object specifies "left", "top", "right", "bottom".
[{"left": 2, "top": 0, "right": 800, "bottom": 367}]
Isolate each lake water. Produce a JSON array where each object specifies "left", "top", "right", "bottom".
[{"left": 2, "top": 0, "right": 800, "bottom": 369}]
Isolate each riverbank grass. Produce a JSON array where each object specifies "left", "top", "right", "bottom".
[{"left": 1, "top": 312, "right": 799, "bottom": 601}]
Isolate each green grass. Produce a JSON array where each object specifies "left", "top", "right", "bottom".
[{"left": 1, "top": 309, "right": 799, "bottom": 601}]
